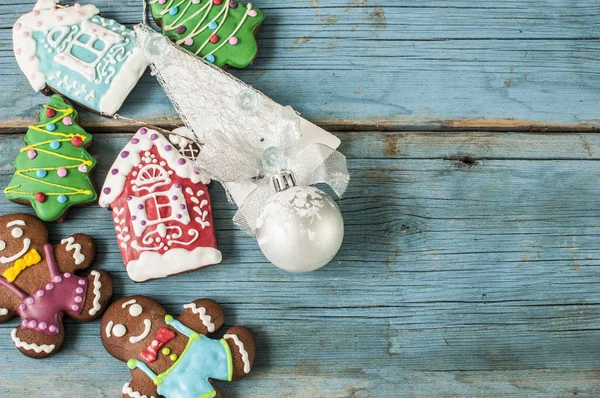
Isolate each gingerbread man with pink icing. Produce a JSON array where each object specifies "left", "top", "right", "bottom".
[{"left": 0, "top": 213, "right": 113, "bottom": 358}]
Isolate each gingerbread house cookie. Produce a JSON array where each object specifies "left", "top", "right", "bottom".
[
  {"left": 99, "top": 128, "right": 222, "bottom": 282},
  {"left": 13, "top": 0, "right": 147, "bottom": 116}
]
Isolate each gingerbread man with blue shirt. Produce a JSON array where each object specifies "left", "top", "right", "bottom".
[{"left": 101, "top": 296, "right": 255, "bottom": 398}]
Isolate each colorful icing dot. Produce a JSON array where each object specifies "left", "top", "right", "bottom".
[
  {"left": 248, "top": 9, "right": 258, "bottom": 17},
  {"left": 229, "top": 36, "right": 239, "bottom": 46},
  {"left": 36, "top": 290, "right": 44, "bottom": 297},
  {"left": 131, "top": 138, "right": 139, "bottom": 144},
  {"left": 36, "top": 169, "right": 47, "bottom": 178},
  {"left": 208, "top": 21, "right": 218, "bottom": 30},
  {"left": 46, "top": 123, "right": 57, "bottom": 132},
  {"left": 27, "top": 149, "right": 37, "bottom": 159},
  {"left": 165, "top": 145, "right": 172, "bottom": 151},
  {"left": 159, "top": 0, "right": 166, "bottom": 3},
  {"left": 206, "top": 54, "right": 216, "bottom": 63},
  {"left": 57, "top": 195, "right": 68, "bottom": 204},
  {"left": 172, "top": 195, "right": 178, "bottom": 200},
  {"left": 140, "top": 221, "right": 147, "bottom": 226},
  {"left": 35, "top": 192, "right": 46, "bottom": 203},
  {"left": 45, "top": 108, "right": 56, "bottom": 117},
  {"left": 230, "top": 1, "right": 238, "bottom": 8},
  {"left": 57, "top": 168, "right": 68, "bottom": 178},
  {"left": 75, "top": 296, "right": 83, "bottom": 303},
  {"left": 140, "top": 128, "right": 148, "bottom": 134},
  {"left": 64, "top": 273, "right": 71, "bottom": 278},
  {"left": 177, "top": 26, "right": 187, "bottom": 34},
  {"left": 71, "top": 136, "right": 83, "bottom": 147},
  {"left": 184, "top": 38, "right": 194, "bottom": 46},
  {"left": 50, "top": 140, "right": 60, "bottom": 149},
  {"left": 170, "top": 354, "right": 179, "bottom": 361},
  {"left": 78, "top": 279, "right": 86, "bottom": 285},
  {"left": 25, "top": 297, "right": 34, "bottom": 305},
  {"left": 49, "top": 325, "right": 57, "bottom": 333},
  {"left": 121, "top": 151, "right": 130, "bottom": 158},
  {"left": 104, "top": 188, "right": 112, "bottom": 195},
  {"left": 137, "top": 204, "right": 144, "bottom": 210},
  {"left": 111, "top": 169, "right": 119, "bottom": 175},
  {"left": 209, "top": 34, "right": 219, "bottom": 44},
  {"left": 46, "top": 283, "right": 54, "bottom": 290},
  {"left": 63, "top": 116, "right": 73, "bottom": 126},
  {"left": 28, "top": 320, "right": 37, "bottom": 328},
  {"left": 72, "top": 304, "right": 79, "bottom": 312},
  {"left": 21, "top": 320, "right": 27, "bottom": 327},
  {"left": 213, "top": 0, "right": 222, "bottom": 4},
  {"left": 38, "top": 322, "right": 47, "bottom": 330},
  {"left": 169, "top": 6, "right": 179, "bottom": 15},
  {"left": 178, "top": 158, "right": 186, "bottom": 165},
  {"left": 162, "top": 347, "right": 171, "bottom": 355},
  {"left": 192, "top": 0, "right": 201, "bottom": 3},
  {"left": 76, "top": 287, "right": 83, "bottom": 294},
  {"left": 53, "top": 275, "right": 62, "bottom": 283},
  {"left": 150, "top": 133, "right": 158, "bottom": 140},
  {"left": 78, "top": 164, "right": 88, "bottom": 173}
]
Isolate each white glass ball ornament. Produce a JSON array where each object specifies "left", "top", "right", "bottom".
[{"left": 255, "top": 185, "right": 344, "bottom": 272}]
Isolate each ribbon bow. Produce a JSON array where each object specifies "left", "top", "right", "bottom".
[
  {"left": 2, "top": 249, "right": 41, "bottom": 283},
  {"left": 139, "top": 327, "right": 176, "bottom": 363},
  {"left": 194, "top": 108, "right": 349, "bottom": 235}
]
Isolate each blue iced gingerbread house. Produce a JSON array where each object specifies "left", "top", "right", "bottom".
[{"left": 13, "top": 0, "right": 147, "bottom": 116}]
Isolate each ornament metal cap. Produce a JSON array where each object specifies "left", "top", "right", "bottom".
[{"left": 271, "top": 171, "right": 296, "bottom": 193}]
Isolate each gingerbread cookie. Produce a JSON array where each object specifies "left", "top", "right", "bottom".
[
  {"left": 99, "top": 128, "right": 222, "bottom": 282},
  {"left": 0, "top": 214, "right": 113, "bottom": 358},
  {"left": 101, "top": 296, "right": 255, "bottom": 398},
  {"left": 13, "top": 1, "right": 147, "bottom": 116},
  {"left": 5, "top": 95, "right": 97, "bottom": 222},
  {"left": 150, "top": 0, "right": 265, "bottom": 69}
]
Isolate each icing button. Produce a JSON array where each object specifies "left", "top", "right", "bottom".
[
  {"left": 209, "top": 34, "right": 219, "bottom": 44},
  {"left": 170, "top": 354, "right": 178, "bottom": 361},
  {"left": 57, "top": 168, "right": 68, "bottom": 178},
  {"left": 72, "top": 304, "right": 80, "bottom": 312},
  {"left": 150, "top": 133, "right": 158, "bottom": 140},
  {"left": 46, "top": 283, "right": 54, "bottom": 290},
  {"left": 121, "top": 151, "right": 130, "bottom": 158},
  {"left": 38, "top": 322, "right": 47, "bottom": 330},
  {"left": 229, "top": 36, "right": 239, "bottom": 46},
  {"left": 208, "top": 21, "right": 218, "bottom": 30},
  {"left": 36, "top": 290, "right": 44, "bottom": 297},
  {"left": 50, "top": 140, "right": 60, "bottom": 149},
  {"left": 111, "top": 168, "right": 119, "bottom": 175},
  {"left": 206, "top": 54, "right": 216, "bottom": 63},
  {"left": 213, "top": 0, "right": 222, "bottom": 4},
  {"left": 36, "top": 169, "right": 47, "bottom": 178},
  {"left": 64, "top": 273, "right": 71, "bottom": 278},
  {"left": 177, "top": 26, "right": 187, "bottom": 34},
  {"left": 35, "top": 192, "right": 46, "bottom": 203},
  {"left": 78, "top": 279, "right": 86, "bottom": 285},
  {"left": 75, "top": 296, "right": 83, "bottom": 303},
  {"left": 169, "top": 6, "right": 179, "bottom": 15},
  {"left": 45, "top": 108, "right": 56, "bottom": 118},
  {"left": 76, "top": 287, "right": 83, "bottom": 294},
  {"left": 19, "top": 304, "right": 26, "bottom": 311},
  {"left": 46, "top": 124, "right": 57, "bottom": 132},
  {"left": 131, "top": 138, "right": 139, "bottom": 144},
  {"left": 184, "top": 38, "right": 194, "bottom": 46},
  {"left": 49, "top": 325, "right": 57, "bottom": 333},
  {"left": 104, "top": 187, "right": 112, "bottom": 195},
  {"left": 140, "top": 128, "right": 148, "bottom": 135},
  {"left": 25, "top": 297, "right": 34, "bottom": 305},
  {"left": 53, "top": 275, "right": 62, "bottom": 283},
  {"left": 63, "top": 117, "right": 73, "bottom": 126},
  {"left": 78, "top": 164, "right": 88, "bottom": 173},
  {"left": 248, "top": 9, "right": 258, "bottom": 17},
  {"left": 230, "top": 1, "right": 238, "bottom": 7},
  {"left": 21, "top": 320, "right": 28, "bottom": 327},
  {"left": 28, "top": 320, "right": 37, "bottom": 328},
  {"left": 162, "top": 347, "right": 171, "bottom": 355},
  {"left": 71, "top": 136, "right": 83, "bottom": 147},
  {"left": 178, "top": 158, "right": 186, "bottom": 165},
  {"left": 57, "top": 195, "right": 68, "bottom": 204}
]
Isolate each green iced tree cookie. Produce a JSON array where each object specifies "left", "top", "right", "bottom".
[
  {"left": 150, "top": 0, "right": 265, "bottom": 68},
  {"left": 4, "top": 95, "right": 97, "bottom": 221}
]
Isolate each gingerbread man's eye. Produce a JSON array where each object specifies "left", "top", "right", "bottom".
[
  {"left": 11, "top": 228, "right": 23, "bottom": 238},
  {"left": 0, "top": 241, "right": 5, "bottom": 251},
  {"left": 129, "top": 304, "right": 143, "bottom": 317},
  {"left": 112, "top": 324, "right": 127, "bottom": 337}
]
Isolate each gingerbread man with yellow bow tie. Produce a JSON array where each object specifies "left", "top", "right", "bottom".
[{"left": 0, "top": 213, "right": 113, "bottom": 358}]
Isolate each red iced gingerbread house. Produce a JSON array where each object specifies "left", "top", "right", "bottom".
[{"left": 99, "top": 127, "right": 222, "bottom": 282}]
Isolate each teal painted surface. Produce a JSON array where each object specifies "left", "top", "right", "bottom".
[
  {"left": 0, "top": 1, "right": 599, "bottom": 128},
  {"left": 1, "top": 1, "right": 600, "bottom": 397},
  {"left": 0, "top": 132, "right": 600, "bottom": 396}
]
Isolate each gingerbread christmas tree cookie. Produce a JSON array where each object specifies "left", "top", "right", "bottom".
[
  {"left": 150, "top": 0, "right": 265, "bottom": 68},
  {"left": 5, "top": 95, "right": 97, "bottom": 222}
]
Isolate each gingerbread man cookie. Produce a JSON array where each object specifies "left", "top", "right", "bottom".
[
  {"left": 101, "top": 296, "right": 255, "bottom": 398},
  {"left": 0, "top": 214, "right": 113, "bottom": 358}
]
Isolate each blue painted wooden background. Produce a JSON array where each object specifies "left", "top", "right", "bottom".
[{"left": 1, "top": 1, "right": 600, "bottom": 397}]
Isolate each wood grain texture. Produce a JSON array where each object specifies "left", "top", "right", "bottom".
[
  {"left": 0, "top": 0, "right": 599, "bottom": 130},
  {"left": 0, "top": 132, "right": 600, "bottom": 396}
]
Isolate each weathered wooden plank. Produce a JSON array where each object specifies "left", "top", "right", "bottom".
[
  {"left": 0, "top": 0, "right": 598, "bottom": 130},
  {"left": 1, "top": 131, "right": 600, "bottom": 396}
]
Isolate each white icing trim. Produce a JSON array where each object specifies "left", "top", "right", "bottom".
[
  {"left": 183, "top": 303, "right": 215, "bottom": 332},
  {"left": 61, "top": 237, "right": 85, "bottom": 265},
  {"left": 106, "top": 320, "right": 114, "bottom": 337},
  {"left": 88, "top": 270, "right": 102, "bottom": 316},
  {"left": 0, "top": 238, "right": 31, "bottom": 264},
  {"left": 98, "top": 46, "right": 147, "bottom": 115},
  {"left": 122, "top": 299, "right": 137, "bottom": 308},
  {"left": 7, "top": 220, "right": 26, "bottom": 227},
  {"left": 0, "top": 308, "right": 8, "bottom": 316},
  {"left": 99, "top": 128, "right": 210, "bottom": 208},
  {"left": 122, "top": 382, "right": 156, "bottom": 398},
  {"left": 224, "top": 334, "right": 251, "bottom": 374},
  {"left": 129, "top": 319, "right": 151, "bottom": 344},
  {"left": 13, "top": 3, "right": 100, "bottom": 91},
  {"left": 125, "top": 247, "right": 222, "bottom": 282},
  {"left": 11, "top": 328, "right": 55, "bottom": 354}
]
